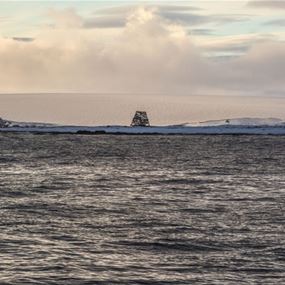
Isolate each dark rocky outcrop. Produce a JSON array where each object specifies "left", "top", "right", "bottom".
[{"left": 0, "top": 118, "right": 10, "bottom": 128}]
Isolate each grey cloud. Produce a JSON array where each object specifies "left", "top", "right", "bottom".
[
  {"left": 208, "top": 55, "right": 239, "bottom": 62},
  {"left": 189, "top": 29, "right": 214, "bottom": 36},
  {"left": 84, "top": 15, "right": 125, "bottom": 29},
  {"left": 85, "top": 5, "right": 248, "bottom": 29},
  {"left": 202, "top": 34, "right": 282, "bottom": 59},
  {"left": 248, "top": 1, "right": 285, "bottom": 9},
  {"left": 160, "top": 11, "right": 248, "bottom": 26},
  {"left": 153, "top": 5, "right": 202, "bottom": 12},
  {"left": 12, "top": 37, "right": 34, "bottom": 42},
  {"left": 95, "top": 5, "right": 202, "bottom": 16},
  {"left": 87, "top": 5, "right": 205, "bottom": 28},
  {"left": 208, "top": 44, "right": 250, "bottom": 54},
  {"left": 159, "top": 11, "right": 208, "bottom": 25}
]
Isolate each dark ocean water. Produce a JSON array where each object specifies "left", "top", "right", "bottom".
[{"left": 0, "top": 134, "right": 284, "bottom": 285}]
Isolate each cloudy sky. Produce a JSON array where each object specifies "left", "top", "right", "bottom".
[{"left": 0, "top": 1, "right": 284, "bottom": 124}]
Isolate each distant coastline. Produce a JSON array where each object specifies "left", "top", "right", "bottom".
[{"left": 1, "top": 117, "right": 285, "bottom": 135}]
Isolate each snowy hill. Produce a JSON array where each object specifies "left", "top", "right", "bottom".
[
  {"left": 187, "top": 117, "right": 284, "bottom": 127},
  {"left": 0, "top": 118, "right": 57, "bottom": 128}
]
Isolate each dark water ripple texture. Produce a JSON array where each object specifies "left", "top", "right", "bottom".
[{"left": 0, "top": 134, "right": 284, "bottom": 284}]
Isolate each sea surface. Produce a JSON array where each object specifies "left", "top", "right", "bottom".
[{"left": 0, "top": 134, "right": 284, "bottom": 284}]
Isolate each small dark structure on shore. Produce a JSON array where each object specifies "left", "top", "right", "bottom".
[
  {"left": 131, "top": 111, "right": 150, "bottom": 127},
  {"left": 0, "top": 118, "right": 9, "bottom": 128}
]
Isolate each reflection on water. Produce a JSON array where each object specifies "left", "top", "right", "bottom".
[{"left": 0, "top": 134, "right": 284, "bottom": 284}]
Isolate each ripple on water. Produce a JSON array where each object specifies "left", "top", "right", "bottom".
[{"left": 0, "top": 134, "right": 284, "bottom": 284}]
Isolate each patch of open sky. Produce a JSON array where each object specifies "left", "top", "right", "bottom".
[
  {"left": 0, "top": 2, "right": 111, "bottom": 37},
  {"left": 215, "top": 21, "right": 257, "bottom": 37},
  {"left": 2, "top": 1, "right": 281, "bottom": 39},
  {"left": 223, "top": 16, "right": 285, "bottom": 37}
]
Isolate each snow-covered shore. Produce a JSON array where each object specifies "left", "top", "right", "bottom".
[
  {"left": 1, "top": 125, "right": 285, "bottom": 135},
  {"left": 0, "top": 117, "right": 285, "bottom": 135}
]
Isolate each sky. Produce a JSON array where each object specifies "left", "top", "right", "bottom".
[{"left": 0, "top": 1, "right": 284, "bottom": 124}]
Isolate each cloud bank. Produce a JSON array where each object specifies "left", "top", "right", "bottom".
[{"left": 0, "top": 7, "right": 284, "bottom": 96}]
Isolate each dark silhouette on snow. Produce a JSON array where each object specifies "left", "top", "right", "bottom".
[
  {"left": 131, "top": 111, "right": 150, "bottom": 127},
  {"left": 0, "top": 118, "right": 9, "bottom": 128}
]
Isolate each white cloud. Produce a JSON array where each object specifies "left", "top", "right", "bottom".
[{"left": 0, "top": 7, "right": 284, "bottom": 96}]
